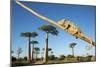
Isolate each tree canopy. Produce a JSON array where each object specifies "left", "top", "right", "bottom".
[
  {"left": 38, "top": 25, "right": 59, "bottom": 36},
  {"left": 21, "top": 32, "right": 38, "bottom": 37}
]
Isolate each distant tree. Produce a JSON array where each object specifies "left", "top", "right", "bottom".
[
  {"left": 69, "top": 42, "right": 77, "bottom": 57},
  {"left": 30, "top": 40, "right": 39, "bottom": 62},
  {"left": 59, "top": 55, "right": 65, "bottom": 60},
  {"left": 16, "top": 48, "right": 22, "bottom": 60},
  {"left": 42, "top": 48, "right": 52, "bottom": 55},
  {"left": 11, "top": 50, "right": 14, "bottom": 54},
  {"left": 86, "top": 55, "right": 93, "bottom": 61},
  {"left": 67, "top": 55, "right": 74, "bottom": 58},
  {"left": 41, "top": 51, "right": 44, "bottom": 61},
  {"left": 24, "top": 56, "right": 27, "bottom": 61},
  {"left": 48, "top": 55, "right": 56, "bottom": 60},
  {"left": 34, "top": 47, "right": 40, "bottom": 61},
  {"left": 50, "top": 51, "right": 53, "bottom": 56}
]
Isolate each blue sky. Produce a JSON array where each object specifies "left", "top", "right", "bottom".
[{"left": 11, "top": 1, "right": 96, "bottom": 58}]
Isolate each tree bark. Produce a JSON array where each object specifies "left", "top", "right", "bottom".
[
  {"left": 32, "top": 44, "right": 34, "bottom": 62},
  {"left": 43, "top": 33, "right": 48, "bottom": 63},
  {"left": 72, "top": 47, "right": 74, "bottom": 57},
  {"left": 28, "top": 36, "right": 31, "bottom": 62}
]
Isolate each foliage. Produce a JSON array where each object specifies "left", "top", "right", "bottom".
[
  {"left": 34, "top": 47, "right": 40, "bottom": 54},
  {"left": 67, "top": 55, "right": 74, "bottom": 58},
  {"left": 24, "top": 56, "right": 27, "bottom": 61},
  {"left": 59, "top": 55, "right": 66, "bottom": 60},
  {"left": 48, "top": 55, "right": 56, "bottom": 60},
  {"left": 21, "top": 32, "right": 38, "bottom": 37},
  {"left": 30, "top": 41, "right": 38, "bottom": 44},
  {"left": 69, "top": 42, "right": 77, "bottom": 48},
  {"left": 42, "top": 48, "right": 52, "bottom": 51},
  {"left": 12, "top": 56, "right": 17, "bottom": 62},
  {"left": 38, "top": 25, "right": 59, "bottom": 35}
]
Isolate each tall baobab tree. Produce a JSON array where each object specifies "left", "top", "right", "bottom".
[
  {"left": 21, "top": 32, "right": 38, "bottom": 62},
  {"left": 69, "top": 42, "right": 77, "bottom": 57},
  {"left": 39, "top": 25, "right": 59, "bottom": 63},
  {"left": 30, "top": 41, "right": 39, "bottom": 62}
]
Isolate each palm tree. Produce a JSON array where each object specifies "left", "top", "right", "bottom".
[
  {"left": 30, "top": 41, "right": 38, "bottom": 62},
  {"left": 69, "top": 42, "right": 77, "bottom": 57},
  {"left": 21, "top": 32, "right": 38, "bottom": 62},
  {"left": 34, "top": 47, "right": 40, "bottom": 61},
  {"left": 39, "top": 25, "right": 59, "bottom": 63}
]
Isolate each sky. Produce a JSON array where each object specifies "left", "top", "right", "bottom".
[{"left": 11, "top": 1, "right": 96, "bottom": 58}]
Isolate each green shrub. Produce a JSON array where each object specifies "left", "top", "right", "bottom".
[{"left": 59, "top": 55, "right": 65, "bottom": 60}]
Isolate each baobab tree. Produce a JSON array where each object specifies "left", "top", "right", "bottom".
[
  {"left": 39, "top": 25, "right": 59, "bottom": 63},
  {"left": 69, "top": 42, "right": 77, "bottom": 57},
  {"left": 21, "top": 32, "right": 38, "bottom": 62}
]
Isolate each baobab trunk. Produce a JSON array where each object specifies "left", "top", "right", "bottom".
[
  {"left": 32, "top": 44, "right": 34, "bottom": 62},
  {"left": 43, "top": 33, "right": 48, "bottom": 63},
  {"left": 28, "top": 36, "right": 31, "bottom": 62},
  {"left": 72, "top": 47, "right": 74, "bottom": 57}
]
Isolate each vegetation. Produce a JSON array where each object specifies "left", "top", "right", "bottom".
[
  {"left": 12, "top": 25, "right": 95, "bottom": 66},
  {"left": 34, "top": 47, "right": 40, "bottom": 61},
  {"left": 16, "top": 48, "right": 23, "bottom": 60},
  {"left": 30, "top": 40, "right": 39, "bottom": 62},
  {"left": 59, "top": 55, "right": 66, "bottom": 60}
]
